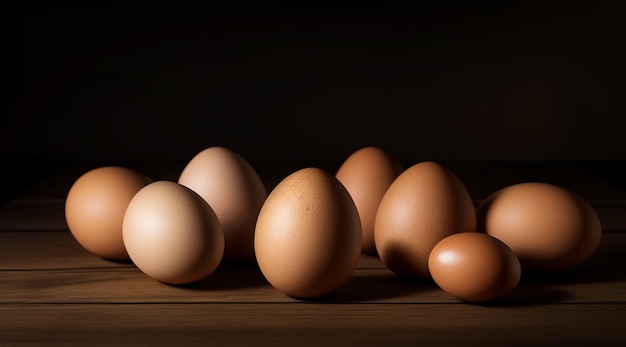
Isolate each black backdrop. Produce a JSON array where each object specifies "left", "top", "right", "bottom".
[{"left": 5, "top": 1, "right": 626, "bottom": 165}]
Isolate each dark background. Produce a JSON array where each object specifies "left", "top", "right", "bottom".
[{"left": 3, "top": 1, "right": 626, "bottom": 200}]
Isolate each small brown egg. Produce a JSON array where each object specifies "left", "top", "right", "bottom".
[
  {"left": 255, "top": 167, "right": 361, "bottom": 298},
  {"left": 122, "top": 181, "right": 224, "bottom": 284},
  {"left": 374, "top": 161, "right": 476, "bottom": 279},
  {"left": 428, "top": 232, "right": 521, "bottom": 302},
  {"left": 336, "top": 146, "right": 403, "bottom": 255},
  {"left": 178, "top": 146, "right": 267, "bottom": 264},
  {"left": 476, "top": 182, "right": 602, "bottom": 272},
  {"left": 65, "top": 166, "right": 152, "bottom": 260}
]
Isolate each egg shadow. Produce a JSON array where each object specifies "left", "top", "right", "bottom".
[
  {"left": 18, "top": 268, "right": 142, "bottom": 291},
  {"left": 522, "top": 267, "right": 626, "bottom": 285},
  {"left": 174, "top": 262, "right": 269, "bottom": 291},
  {"left": 491, "top": 233, "right": 626, "bottom": 304},
  {"left": 297, "top": 270, "right": 436, "bottom": 303},
  {"left": 99, "top": 257, "right": 135, "bottom": 266},
  {"left": 475, "top": 281, "right": 572, "bottom": 307},
  {"left": 453, "top": 268, "right": 614, "bottom": 307}
]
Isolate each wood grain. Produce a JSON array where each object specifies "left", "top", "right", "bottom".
[
  {"left": 1, "top": 304, "right": 625, "bottom": 346},
  {"left": 1, "top": 231, "right": 624, "bottom": 271},
  {"left": 1, "top": 232, "right": 625, "bottom": 306},
  {"left": 1, "top": 162, "right": 625, "bottom": 346},
  {"left": 2, "top": 265, "right": 626, "bottom": 305}
]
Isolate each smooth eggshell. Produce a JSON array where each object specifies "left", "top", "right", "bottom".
[
  {"left": 336, "top": 146, "right": 403, "bottom": 255},
  {"left": 476, "top": 182, "right": 602, "bottom": 272},
  {"left": 374, "top": 161, "right": 477, "bottom": 279},
  {"left": 178, "top": 146, "right": 267, "bottom": 263},
  {"left": 122, "top": 181, "right": 224, "bottom": 284},
  {"left": 65, "top": 166, "right": 152, "bottom": 260},
  {"left": 255, "top": 167, "right": 361, "bottom": 298},
  {"left": 428, "top": 232, "right": 521, "bottom": 302}
]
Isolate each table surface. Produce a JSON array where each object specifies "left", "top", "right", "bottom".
[{"left": 1, "top": 160, "right": 625, "bottom": 346}]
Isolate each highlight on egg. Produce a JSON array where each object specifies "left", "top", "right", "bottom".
[
  {"left": 374, "top": 161, "right": 477, "bottom": 279},
  {"left": 122, "top": 181, "right": 225, "bottom": 285},
  {"left": 254, "top": 167, "right": 362, "bottom": 298},
  {"left": 428, "top": 232, "right": 521, "bottom": 303},
  {"left": 178, "top": 146, "right": 267, "bottom": 264},
  {"left": 65, "top": 166, "right": 152, "bottom": 260},
  {"left": 476, "top": 182, "right": 602, "bottom": 272},
  {"left": 335, "top": 146, "right": 403, "bottom": 255}
]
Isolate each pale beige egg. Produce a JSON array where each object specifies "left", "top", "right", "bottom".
[
  {"left": 122, "top": 181, "right": 224, "bottom": 284},
  {"left": 178, "top": 146, "right": 267, "bottom": 264}
]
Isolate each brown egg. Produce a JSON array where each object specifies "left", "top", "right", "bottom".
[
  {"left": 336, "top": 146, "right": 403, "bottom": 255},
  {"left": 429, "top": 232, "right": 521, "bottom": 302},
  {"left": 374, "top": 161, "right": 476, "bottom": 279},
  {"left": 65, "top": 166, "right": 152, "bottom": 260},
  {"left": 255, "top": 167, "right": 361, "bottom": 298},
  {"left": 476, "top": 182, "right": 602, "bottom": 272},
  {"left": 122, "top": 181, "right": 224, "bottom": 284},
  {"left": 178, "top": 146, "right": 267, "bottom": 263}
]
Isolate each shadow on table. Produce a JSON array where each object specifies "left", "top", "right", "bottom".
[
  {"left": 479, "top": 266, "right": 626, "bottom": 307},
  {"left": 303, "top": 271, "right": 438, "bottom": 303},
  {"left": 177, "top": 266, "right": 269, "bottom": 291},
  {"left": 480, "top": 283, "right": 572, "bottom": 307}
]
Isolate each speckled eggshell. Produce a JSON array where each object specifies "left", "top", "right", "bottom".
[
  {"left": 65, "top": 166, "right": 152, "bottom": 260},
  {"left": 122, "top": 181, "right": 224, "bottom": 285},
  {"left": 476, "top": 182, "right": 602, "bottom": 272},
  {"left": 374, "top": 161, "right": 477, "bottom": 279},
  {"left": 254, "top": 167, "right": 361, "bottom": 298},
  {"left": 429, "top": 232, "right": 521, "bottom": 302},
  {"left": 178, "top": 146, "right": 267, "bottom": 263},
  {"left": 336, "top": 146, "right": 403, "bottom": 255}
]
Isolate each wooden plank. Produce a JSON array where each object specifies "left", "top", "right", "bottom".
[
  {"left": 0, "top": 267, "right": 448, "bottom": 304},
  {"left": 1, "top": 303, "right": 625, "bottom": 346},
  {"left": 0, "top": 231, "right": 124, "bottom": 270},
  {"left": 0, "top": 231, "right": 384, "bottom": 270},
  {"left": 1, "top": 231, "right": 625, "bottom": 305},
  {"left": 1, "top": 231, "right": 624, "bottom": 271},
  {"left": 1, "top": 265, "right": 625, "bottom": 305},
  {"left": 0, "top": 161, "right": 623, "bottom": 347}
]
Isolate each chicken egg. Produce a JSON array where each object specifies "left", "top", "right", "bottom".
[
  {"left": 122, "top": 181, "right": 224, "bottom": 284},
  {"left": 336, "top": 146, "right": 403, "bottom": 255},
  {"left": 429, "top": 232, "right": 521, "bottom": 302},
  {"left": 476, "top": 182, "right": 602, "bottom": 272},
  {"left": 374, "top": 161, "right": 476, "bottom": 279},
  {"left": 178, "top": 146, "right": 267, "bottom": 264},
  {"left": 254, "top": 167, "right": 361, "bottom": 298},
  {"left": 65, "top": 166, "right": 152, "bottom": 260}
]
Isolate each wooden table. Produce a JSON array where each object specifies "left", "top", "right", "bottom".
[{"left": 1, "top": 161, "right": 625, "bottom": 346}]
